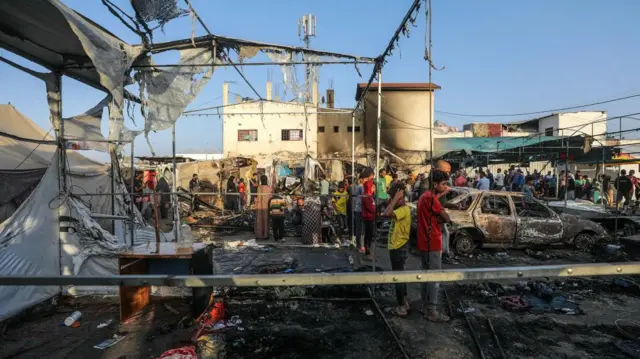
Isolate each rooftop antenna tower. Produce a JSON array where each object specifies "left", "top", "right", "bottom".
[{"left": 298, "top": 14, "right": 316, "bottom": 102}]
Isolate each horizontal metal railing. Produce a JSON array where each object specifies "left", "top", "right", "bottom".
[{"left": 1, "top": 262, "right": 637, "bottom": 287}]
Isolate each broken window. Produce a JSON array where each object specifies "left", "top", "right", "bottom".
[
  {"left": 318, "top": 126, "right": 325, "bottom": 133},
  {"left": 513, "top": 196, "right": 552, "bottom": 218},
  {"left": 445, "top": 193, "right": 477, "bottom": 211},
  {"left": 333, "top": 126, "right": 339, "bottom": 133},
  {"left": 281, "top": 129, "right": 303, "bottom": 141},
  {"left": 238, "top": 130, "right": 258, "bottom": 141},
  {"left": 480, "top": 195, "right": 511, "bottom": 216},
  {"left": 347, "top": 126, "right": 361, "bottom": 133}
]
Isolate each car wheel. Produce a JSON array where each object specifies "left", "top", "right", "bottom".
[
  {"left": 574, "top": 232, "right": 595, "bottom": 252},
  {"left": 454, "top": 230, "right": 476, "bottom": 256}
]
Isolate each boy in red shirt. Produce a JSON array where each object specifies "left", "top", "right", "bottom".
[
  {"left": 361, "top": 168, "right": 376, "bottom": 260},
  {"left": 417, "top": 170, "right": 451, "bottom": 322}
]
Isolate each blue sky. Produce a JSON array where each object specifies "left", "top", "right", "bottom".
[{"left": 1, "top": 0, "right": 639, "bottom": 162}]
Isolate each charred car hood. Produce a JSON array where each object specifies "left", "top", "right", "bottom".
[{"left": 560, "top": 213, "right": 609, "bottom": 238}]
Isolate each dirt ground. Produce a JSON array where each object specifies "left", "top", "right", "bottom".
[{"left": 1, "top": 230, "right": 640, "bottom": 359}]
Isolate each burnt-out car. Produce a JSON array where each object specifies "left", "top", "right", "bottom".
[{"left": 411, "top": 188, "right": 610, "bottom": 255}]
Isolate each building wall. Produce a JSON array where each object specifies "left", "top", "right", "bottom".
[
  {"left": 317, "top": 110, "right": 365, "bottom": 155},
  {"left": 558, "top": 112, "right": 606, "bottom": 145},
  {"left": 363, "top": 90, "right": 435, "bottom": 152},
  {"left": 222, "top": 101, "right": 318, "bottom": 157}
]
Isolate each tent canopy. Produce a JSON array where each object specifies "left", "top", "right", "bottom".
[
  {"left": 0, "top": 104, "right": 103, "bottom": 170},
  {"left": 0, "top": 0, "right": 125, "bottom": 91}
]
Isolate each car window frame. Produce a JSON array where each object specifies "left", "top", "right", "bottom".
[
  {"left": 478, "top": 192, "right": 512, "bottom": 216},
  {"left": 511, "top": 194, "right": 556, "bottom": 219}
]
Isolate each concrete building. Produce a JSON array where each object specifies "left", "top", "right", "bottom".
[
  {"left": 316, "top": 88, "right": 365, "bottom": 156},
  {"left": 356, "top": 82, "right": 440, "bottom": 163},
  {"left": 221, "top": 82, "right": 318, "bottom": 158},
  {"left": 503, "top": 111, "right": 607, "bottom": 144}
]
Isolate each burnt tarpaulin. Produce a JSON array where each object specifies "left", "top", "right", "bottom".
[
  {"left": 136, "top": 47, "right": 215, "bottom": 153},
  {"left": 51, "top": 0, "right": 142, "bottom": 106},
  {"left": 131, "top": 0, "right": 188, "bottom": 30},
  {"left": 63, "top": 96, "right": 110, "bottom": 151}
]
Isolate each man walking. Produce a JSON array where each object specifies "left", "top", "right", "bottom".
[
  {"left": 417, "top": 170, "right": 451, "bottom": 322},
  {"left": 494, "top": 168, "right": 504, "bottom": 190},
  {"left": 268, "top": 194, "right": 286, "bottom": 242}
]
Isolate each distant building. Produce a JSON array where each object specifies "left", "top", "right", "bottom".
[
  {"left": 357, "top": 82, "right": 441, "bottom": 163},
  {"left": 316, "top": 88, "right": 365, "bottom": 156},
  {"left": 503, "top": 112, "right": 606, "bottom": 145},
  {"left": 221, "top": 82, "right": 318, "bottom": 158}
]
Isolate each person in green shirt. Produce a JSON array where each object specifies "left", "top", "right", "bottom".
[
  {"left": 376, "top": 169, "right": 389, "bottom": 214},
  {"left": 383, "top": 182, "right": 411, "bottom": 317}
]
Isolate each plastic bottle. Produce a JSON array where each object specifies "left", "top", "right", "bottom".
[{"left": 64, "top": 311, "right": 82, "bottom": 326}]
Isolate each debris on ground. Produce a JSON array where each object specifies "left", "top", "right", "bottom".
[{"left": 93, "top": 334, "right": 126, "bottom": 350}]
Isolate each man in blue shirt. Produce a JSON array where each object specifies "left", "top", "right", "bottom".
[{"left": 476, "top": 171, "right": 491, "bottom": 190}]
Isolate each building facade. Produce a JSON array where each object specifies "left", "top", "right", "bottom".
[
  {"left": 222, "top": 100, "right": 318, "bottom": 158},
  {"left": 357, "top": 83, "right": 440, "bottom": 162},
  {"left": 316, "top": 108, "right": 365, "bottom": 156}
]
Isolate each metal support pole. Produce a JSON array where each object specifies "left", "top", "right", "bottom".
[
  {"left": 564, "top": 138, "right": 569, "bottom": 208},
  {"left": 130, "top": 141, "right": 135, "bottom": 246},
  {"left": 351, "top": 112, "right": 356, "bottom": 244},
  {"left": 616, "top": 117, "right": 622, "bottom": 236},
  {"left": 53, "top": 72, "right": 64, "bottom": 281},
  {"left": 110, "top": 156, "right": 116, "bottom": 234},
  {"left": 373, "top": 68, "right": 382, "bottom": 274},
  {"left": 172, "top": 124, "right": 179, "bottom": 242}
]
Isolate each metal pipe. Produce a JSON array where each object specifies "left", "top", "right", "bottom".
[
  {"left": 2, "top": 262, "right": 637, "bottom": 287},
  {"left": 63, "top": 60, "right": 375, "bottom": 70},
  {"left": 110, "top": 154, "right": 116, "bottom": 234},
  {"left": 565, "top": 138, "right": 569, "bottom": 208},
  {"left": 373, "top": 67, "right": 382, "bottom": 277},
  {"left": 351, "top": 112, "right": 356, "bottom": 245},
  {"left": 487, "top": 317, "right": 507, "bottom": 359},
  {"left": 368, "top": 288, "right": 411, "bottom": 359},
  {"left": 459, "top": 299, "right": 487, "bottom": 359},
  {"left": 172, "top": 124, "right": 179, "bottom": 242},
  {"left": 129, "top": 140, "right": 135, "bottom": 246}
]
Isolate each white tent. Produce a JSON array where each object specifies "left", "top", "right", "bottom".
[{"left": 0, "top": 105, "right": 147, "bottom": 320}]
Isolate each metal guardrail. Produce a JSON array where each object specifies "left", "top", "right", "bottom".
[{"left": 1, "top": 262, "right": 638, "bottom": 287}]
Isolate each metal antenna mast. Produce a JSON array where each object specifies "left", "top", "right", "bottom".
[{"left": 298, "top": 14, "right": 317, "bottom": 102}]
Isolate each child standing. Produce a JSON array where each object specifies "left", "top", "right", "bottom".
[
  {"left": 268, "top": 195, "right": 286, "bottom": 242},
  {"left": 333, "top": 182, "right": 348, "bottom": 234},
  {"left": 383, "top": 183, "right": 411, "bottom": 316},
  {"left": 361, "top": 169, "right": 376, "bottom": 260}
]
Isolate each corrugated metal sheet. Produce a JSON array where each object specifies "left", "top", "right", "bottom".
[{"left": 462, "top": 160, "right": 552, "bottom": 175}]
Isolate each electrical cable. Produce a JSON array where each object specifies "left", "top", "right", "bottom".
[
  {"left": 436, "top": 93, "right": 640, "bottom": 118},
  {"left": 13, "top": 128, "right": 53, "bottom": 170}
]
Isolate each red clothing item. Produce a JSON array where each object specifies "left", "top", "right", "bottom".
[
  {"left": 362, "top": 180, "right": 376, "bottom": 221},
  {"left": 417, "top": 190, "right": 444, "bottom": 252},
  {"left": 238, "top": 182, "right": 246, "bottom": 193},
  {"left": 454, "top": 175, "right": 467, "bottom": 187},
  {"left": 630, "top": 176, "right": 638, "bottom": 192}
]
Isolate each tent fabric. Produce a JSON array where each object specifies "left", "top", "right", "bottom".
[
  {"left": 433, "top": 136, "right": 566, "bottom": 158},
  {"left": 0, "top": 0, "right": 128, "bottom": 92},
  {"left": 63, "top": 96, "right": 110, "bottom": 152},
  {"left": 0, "top": 152, "right": 128, "bottom": 321},
  {"left": 0, "top": 104, "right": 103, "bottom": 170}
]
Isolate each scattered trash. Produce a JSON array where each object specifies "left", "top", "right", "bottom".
[
  {"left": 163, "top": 303, "right": 180, "bottom": 314},
  {"left": 227, "top": 316, "right": 243, "bottom": 327},
  {"left": 495, "top": 252, "right": 509, "bottom": 258},
  {"left": 536, "top": 282, "right": 554, "bottom": 298},
  {"left": 212, "top": 322, "right": 226, "bottom": 330},
  {"left": 156, "top": 345, "right": 198, "bottom": 359},
  {"left": 284, "top": 256, "right": 295, "bottom": 265},
  {"left": 283, "top": 268, "right": 294, "bottom": 273},
  {"left": 263, "top": 247, "right": 273, "bottom": 252},
  {"left": 64, "top": 311, "right": 82, "bottom": 327},
  {"left": 458, "top": 307, "right": 477, "bottom": 314},
  {"left": 96, "top": 319, "right": 113, "bottom": 329},
  {"left": 605, "top": 244, "right": 623, "bottom": 254},
  {"left": 348, "top": 255, "right": 354, "bottom": 265},
  {"left": 233, "top": 267, "right": 243, "bottom": 272},
  {"left": 501, "top": 296, "right": 530, "bottom": 311},
  {"left": 237, "top": 327, "right": 245, "bottom": 331},
  {"left": 71, "top": 321, "right": 81, "bottom": 328},
  {"left": 94, "top": 334, "right": 126, "bottom": 350},
  {"left": 274, "top": 286, "right": 306, "bottom": 298},
  {"left": 480, "top": 290, "right": 493, "bottom": 298},
  {"left": 365, "top": 310, "right": 374, "bottom": 316}
]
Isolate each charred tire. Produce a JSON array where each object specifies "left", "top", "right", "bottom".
[
  {"left": 574, "top": 232, "right": 596, "bottom": 252},
  {"left": 453, "top": 230, "right": 476, "bottom": 256}
]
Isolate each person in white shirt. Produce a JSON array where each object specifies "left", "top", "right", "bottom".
[{"left": 494, "top": 168, "right": 505, "bottom": 190}]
